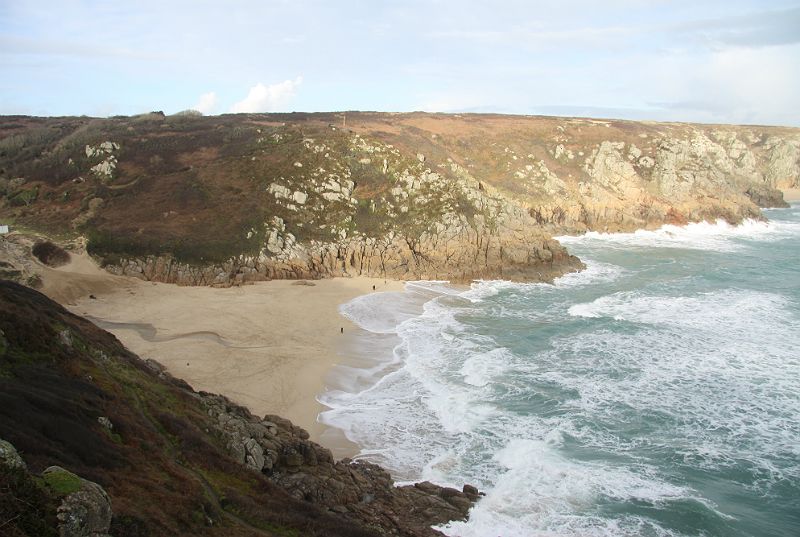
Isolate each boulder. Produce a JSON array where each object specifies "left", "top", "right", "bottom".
[
  {"left": 97, "top": 416, "right": 113, "bottom": 430},
  {"left": 43, "top": 466, "right": 113, "bottom": 537},
  {"left": 199, "top": 392, "right": 479, "bottom": 535},
  {"left": 0, "top": 437, "right": 27, "bottom": 470},
  {"left": 745, "top": 184, "right": 789, "bottom": 208},
  {"left": 244, "top": 437, "right": 266, "bottom": 472}
]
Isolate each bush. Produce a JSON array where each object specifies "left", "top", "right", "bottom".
[
  {"left": 8, "top": 186, "right": 38, "bottom": 207},
  {"left": 0, "top": 465, "right": 59, "bottom": 536},
  {"left": 32, "top": 241, "right": 71, "bottom": 267}
]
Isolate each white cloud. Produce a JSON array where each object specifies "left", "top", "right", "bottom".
[
  {"left": 194, "top": 91, "right": 217, "bottom": 114},
  {"left": 642, "top": 44, "right": 800, "bottom": 125},
  {"left": 230, "top": 77, "right": 303, "bottom": 113}
]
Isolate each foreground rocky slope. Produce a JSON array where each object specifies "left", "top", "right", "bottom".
[
  {"left": 1, "top": 112, "right": 798, "bottom": 284},
  {"left": 0, "top": 280, "right": 477, "bottom": 536}
]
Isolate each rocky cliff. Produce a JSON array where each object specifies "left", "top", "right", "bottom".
[
  {"left": 0, "top": 280, "right": 477, "bottom": 536},
  {"left": 1, "top": 112, "right": 797, "bottom": 285}
]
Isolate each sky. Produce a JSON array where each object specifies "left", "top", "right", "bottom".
[{"left": 1, "top": 0, "right": 799, "bottom": 126}]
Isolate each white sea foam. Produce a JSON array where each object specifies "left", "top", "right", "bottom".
[
  {"left": 568, "top": 288, "right": 793, "bottom": 336},
  {"left": 324, "top": 209, "right": 800, "bottom": 536},
  {"left": 404, "top": 279, "right": 463, "bottom": 296},
  {"left": 558, "top": 288, "right": 800, "bottom": 479},
  {"left": 553, "top": 260, "right": 625, "bottom": 288},
  {"left": 556, "top": 218, "right": 799, "bottom": 252},
  {"left": 440, "top": 438, "right": 691, "bottom": 537},
  {"left": 461, "top": 279, "right": 520, "bottom": 302},
  {"left": 339, "top": 280, "right": 465, "bottom": 334},
  {"left": 324, "top": 282, "right": 501, "bottom": 476},
  {"left": 339, "top": 291, "right": 422, "bottom": 333},
  {"left": 461, "top": 347, "right": 512, "bottom": 387}
]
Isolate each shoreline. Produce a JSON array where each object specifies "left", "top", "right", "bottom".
[
  {"left": 39, "top": 251, "right": 405, "bottom": 456},
  {"left": 74, "top": 276, "right": 405, "bottom": 456},
  {"left": 24, "top": 197, "right": 798, "bottom": 458}
]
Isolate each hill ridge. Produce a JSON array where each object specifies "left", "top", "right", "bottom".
[{"left": 1, "top": 112, "right": 797, "bottom": 285}]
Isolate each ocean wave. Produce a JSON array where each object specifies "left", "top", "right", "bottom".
[
  {"left": 554, "top": 260, "right": 625, "bottom": 288},
  {"left": 460, "top": 347, "right": 513, "bottom": 387},
  {"left": 338, "top": 290, "right": 424, "bottom": 333},
  {"left": 555, "top": 288, "right": 800, "bottom": 482},
  {"left": 556, "top": 218, "right": 799, "bottom": 252},
  {"left": 440, "top": 438, "right": 696, "bottom": 537},
  {"left": 567, "top": 288, "right": 791, "bottom": 330},
  {"left": 325, "top": 210, "right": 800, "bottom": 536}
]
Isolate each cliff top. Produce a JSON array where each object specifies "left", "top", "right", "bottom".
[{"left": 1, "top": 112, "right": 797, "bottom": 283}]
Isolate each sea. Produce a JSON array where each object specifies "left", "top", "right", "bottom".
[{"left": 319, "top": 203, "right": 800, "bottom": 537}]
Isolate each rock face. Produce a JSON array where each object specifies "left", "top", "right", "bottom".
[
  {"left": 0, "top": 280, "right": 478, "bottom": 536},
  {"left": 0, "top": 439, "right": 113, "bottom": 537},
  {"left": 101, "top": 140, "right": 584, "bottom": 285},
  {"left": 0, "top": 437, "right": 27, "bottom": 470},
  {"left": 103, "top": 231, "right": 579, "bottom": 286},
  {"left": 202, "top": 392, "right": 479, "bottom": 535},
  {"left": 744, "top": 183, "right": 790, "bottom": 208},
  {"left": 42, "top": 466, "right": 113, "bottom": 537},
  {"left": 1, "top": 112, "right": 798, "bottom": 286}
]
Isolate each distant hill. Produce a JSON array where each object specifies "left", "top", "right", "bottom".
[{"left": 1, "top": 112, "right": 797, "bottom": 284}]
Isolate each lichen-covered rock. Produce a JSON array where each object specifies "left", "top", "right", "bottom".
[
  {"left": 97, "top": 416, "right": 113, "bottom": 430},
  {"left": 583, "top": 141, "right": 640, "bottom": 194},
  {"left": 43, "top": 466, "right": 113, "bottom": 537},
  {"left": 0, "top": 437, "right": 27, "bottom": 470},
  {"left": 764, "top": 138, "right": 800, "bottom": 189},
  {"left": 8, "top": 113, "right": 798, "bottom": 288},
  {"left": 200, "top": 392, "right": 478, "bottom": 535},
  {"left": 744, "top": 183, "right": 789, "bottom": 208},
  {"left": 97, "top": 119, "right": 799, "bottom": 287}
]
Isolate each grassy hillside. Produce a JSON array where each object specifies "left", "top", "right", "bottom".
[{"left": 1, "top": 112, "right": 797, "bottom": 283}]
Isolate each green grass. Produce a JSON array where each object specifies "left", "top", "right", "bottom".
[
  {"left": 102, "top": 427, "right": 123, "bottom": 444},
  {"left": 42, "top": 468, "right": 83, "bottom": 496},
  {"left": 0, "top": 466, "right": 59, "bottom": 537},
  {"left": 8, "top": 186, "right": 39, "bottom": 206}
]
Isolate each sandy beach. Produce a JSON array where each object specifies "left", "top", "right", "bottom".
[
  {"left": 37, "top": 250, "right": 403, "bottom": 457},
  {"left": 23, "top": 182, "right": 799, "bottom": 458},
  {"left": 782, "top": 188, "right": 800, "bottom": 202}
]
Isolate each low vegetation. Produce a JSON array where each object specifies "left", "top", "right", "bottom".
[
  {"left": 31, "top": 241, "right": 70, "bottom": 267},
  {"left": 1, "top": 112, "right": 796, "bottom": 281},
  {"left": 0, "top": 280, "right": 378, "bottom": 535}
]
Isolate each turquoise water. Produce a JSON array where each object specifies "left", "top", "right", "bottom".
[{"left": 320, "top": 204, "right": 800, "bottom": 537}]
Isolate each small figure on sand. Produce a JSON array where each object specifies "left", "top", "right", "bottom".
[
  {"left": 372, "top": 285, "right": 376, "bottom": 291},
  {"left": 340, "top": 327, "right": 343, "bottom": 334}
]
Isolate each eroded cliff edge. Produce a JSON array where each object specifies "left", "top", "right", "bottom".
[{"left": 1, "top": 112, "right": 798, "bottom": 284}]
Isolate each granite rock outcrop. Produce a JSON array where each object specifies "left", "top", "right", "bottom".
[
  {"left": 201, "top": 392, "right": 479, "bottom": 535},
  {"left": 1, "top": 113, "right": 798, "bottom": 286},
  {"left": 1, "top": 440, "right": 113, "bottom": 537},
  {"left": 42, "top": 466, "right": 113, "bottom": 537}
]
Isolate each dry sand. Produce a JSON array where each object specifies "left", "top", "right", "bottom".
[
  {"left": 41, "top": 250, "right": 137, "bottom": 304},
  {"left": 781, "top": 188, "right": 800, "bottom": 202},
  {"left": 36, "top": 250, "right": 403, "bottom": 457}
]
